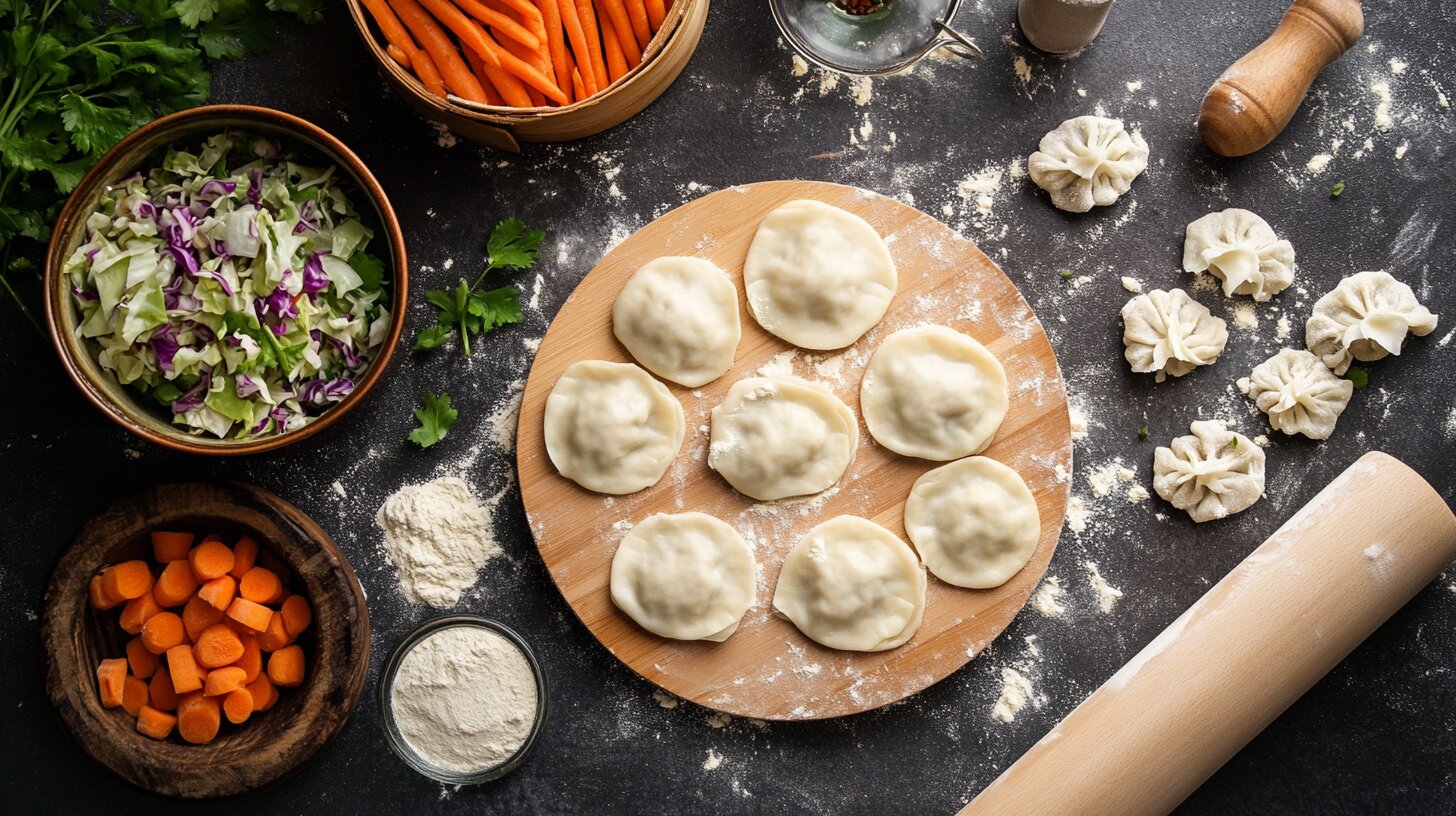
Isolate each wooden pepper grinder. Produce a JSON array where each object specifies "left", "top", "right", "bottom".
[{"left": 1198, "top": 0, "right": 1363, "bottom": 157}]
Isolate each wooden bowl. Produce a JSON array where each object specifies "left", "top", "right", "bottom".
[
  {"left": 345, "top": 0, "right": 709, "bottom": 151},
  {"left": 40, "top": 482, "right": 371, "bottom": 799},
  {"left": 42, "top": 105, "right": 409, "bottom": 456}
]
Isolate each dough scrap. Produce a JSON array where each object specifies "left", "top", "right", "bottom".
[
  {"left": 904, "top": 456, "right": 1041, "bottom": 589},
  {"left": 772, "top": 515, "right": 926, "bottom": 652},
  {"left": 1305, "top": 270, "right": 1439, "bottom": 374},
  {"left": 612, "top": 256, "right": 741, "bottom": 387},
  {"left": 1122, "top": 288, "right": 1228, "bottom": 382},
  {"left": 743, "top": 199, "right": 897, "bottom": 350},
  {"left": 543, "top": 360, "right": 684, "bottom": 495},
  {"left": 1152, "top": 420, "right": 1264, "bottom": 523},
  {"left": 610, "top": 512, "right": 757, "bottom": 642},
  {"left": 860, "top": 325, "right": 1008, "bottom": 460},
  {"left": 1027, "top": 115, "right": 1149, "bottom": 212},
  {"left": 1247, "top": 348, "right": 1353, "bottom": 440},
  {"left": 1183, "top": 208, "right": 1295, "bottom": 302}
]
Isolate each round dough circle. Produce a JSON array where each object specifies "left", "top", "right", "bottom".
[
  {"left": 708, "top": 375, "right": 858, "bottom": 501},
  {"left": 743, "top": 199, "right": 897, "bottom": 350},
  {"left": 772, "top": 515, "right": 927, "bottom": 652},
  {"left": 904, "top": 457, "right": 1041, "bottom": 589},
  {"left": 543, "top": 360, "right": 685, "bottom": 495},
  {"left": 611, "top": 256, "right": 741, "bottom": 387},
  {"left": 609, "top": 512, "right": 757, "bottom": 642},
  {"left": 860, "top": 325, "right": 1009, "bottom": 460}
]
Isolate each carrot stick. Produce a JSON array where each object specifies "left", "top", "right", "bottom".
[
  {"left": 462, "top": 44, "right": 512, "bottom": 105},
  {"left": 141, "top": 611, "right": 185, "bottom": 654},
  {"left": 643, "top": 0, "right": 664, "bottom": 30},
  {"left": 153, "top": 560, "right": 196, "bottom": 607},
  {"left": 280, "top": 595, "right": 313, "bottom": 637},
  {"left": 89, "top": 575, "right": 124, "bottom": 610},
  {"left": 223, "top": 689, "right": 254, "bottom": 724},
  {"left": 232, "top": 634, "right": 263, "bottom": 682},
  {"left": 451, "top": 0, "right": 541, "bottom": 52},
  {"left": 498, "top": 32, "right": 547, "bottom": 105},
  {"left": 127, "top": 636, "right": 160, "bottom": 679},
  {"left": 197, "top": 574, "right": 236, "bottom": 611},
  {"left": 411, "top": 47, "right": 449, "bottom": 97},
  {"left": 386, "top": 42, "right": 413, "bottom": 68},
  {"left": 361, "top": 0, "right": 423, "bottom": 58},
  {"left": 96, "top": 659, "right": 128, "bottom": 708},
  {"left": 571, "top": 66, "right": 586, "bottom": 102},
  {"left": 389, "top": 0, "right": 492, "bottom": 102},
  {"left": 122, "top": 674, "right": 149, "bottom": 716},
  {"left": 183, "top": 595, "right": 224, "bottom": 642},
  {"left": 465, "top": 26, "right": 569, "bottom": 104},
  {"left": 230, "top": 536, "right": 258, "bottom": 579},
  {"left": 486, "top": 0, "right": 544, "bottom": 24},
  {"left": 556, "top": 0, "right": 599, "bottom": 96},
  {"left": 536, "top": 0, "right": 570, "bottom": 92},
  {"left": 596, "top": 0, "right": 642, "bottom": 64},
  {"left": 149, "top": 667, "right": 180, "bottom": 710},
  {"left": 596, "top": 0, "right": 629, "bottom": 82},
  {"left": 621, "top": 0, "right": 651, "bottom": 49},
  {"left": 240, "top": 567, "right": 283, "bottom": 604},
  {"left": 204, "top": 666, "right": 248, "bottom": 697},
  {"left": 259, "top": 611, "right": 292, "bottom": 652},
  {"left": 119, "top": 591, "right": 162, "bottom": 635},
  {"left": 572, "top": 0, "right": 609, "bottom": 90},
  {"left": 227, "top": 597, "right": 276, "bottom": 634}
]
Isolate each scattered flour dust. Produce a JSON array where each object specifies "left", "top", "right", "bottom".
[
  {"left": 1065, "top": 496, "right": 1089, "bottom": 533},
  {"left": 377, "top": 478, "right": 504, "bottom": 608},
  {"left": 1031, "top": 576, "right": 1067, "bottom": 618},
  {"left": 487, "top": 379, "right": 527, "bottom": 452},
  {"left": 991, "top": 667, "right": 1039, "bottom": 723},
  {"left": 1085, "top": 561, "right": 1124, "bottom": 613},
  {"left": 703, "top": 748, "right": 724, "bottom": 771},
  {"left": 1232, "top": 303, "right": 1258, "bottom": 330},
  {"left": 1305, "top": 153, "right": 1333, "bottom": 174},
  {"left": 1371, "top": 80, "right": 1395, "bottom": 131},
  {"left": 1120, "top": 276, "right": 1143, "bottom": 293},
  {"left": 1068, "top": 404, "right": 1089, "bottom": 441},
  {"left": 1275, "top": 314, "right": 1292, "bottom": 340},
  {"left": 1445, "top": 407, "right": 1456, "bottom": 438}
]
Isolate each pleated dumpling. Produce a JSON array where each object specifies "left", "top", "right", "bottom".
[
  {"left": 1246, "top": 349, "right": 1352, "bottom": 440},
  {"left": 1183, "top": 208, "right": 1295, "bottom": 301},
  {"left": 1122, "top": 288, "right": 1228, "bottom": 382},
  {"left": 1152, "top": 420, "right": 1265, "bottom": 523},
  {"left": 1306, "top": 271, "right": 1439, "bottom": 374},
  {"left": 1028, "top": 116, "right": 1149, "bottom": 212}
]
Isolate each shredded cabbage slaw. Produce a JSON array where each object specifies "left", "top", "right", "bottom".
[{"left": 65, "top": 130, "right": 391, "bottom": 439}]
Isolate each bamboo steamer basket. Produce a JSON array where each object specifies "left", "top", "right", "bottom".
[{"left": 345, "top": 0, "right": 709, "bottom": 151}]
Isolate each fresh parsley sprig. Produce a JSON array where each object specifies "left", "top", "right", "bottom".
[
  {"left": 414, "top": 218, "right": 541, "bottom": 355},
  {"left": 409, "top": 392, "right": 457, "bottom": 448}
]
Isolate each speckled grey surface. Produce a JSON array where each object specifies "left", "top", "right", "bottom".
[{"left": 3, "top": 0, "right": 1454, "bottom": 813}]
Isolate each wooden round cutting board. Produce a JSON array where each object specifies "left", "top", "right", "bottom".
[{"left": 517, "top": 180, "right": 1071, "bottom": 720}]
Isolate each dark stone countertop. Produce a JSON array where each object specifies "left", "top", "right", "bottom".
[{"left": 3, "top": 0, "right": 1453, "bottom": 813}]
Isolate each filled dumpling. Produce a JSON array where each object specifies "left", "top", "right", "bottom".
[
  {"left": 1028, "top": 115, "right": 1149, "bottom": 213},
  {"left": 543, "top": 360, "right": 685, "bottom": 495},
  {"left": 903, "top": 456, "right": 1041, "bottom": 589},
  {"left": 1183, "top": 208, "right": 1295, "bottom": 301},
  {"left": 1246, "top": 349, "right": 1353, "bottom": 440},
  {"left": 610, "top": 512, "right": 757, "bottom": 642},
  {"left": 1122, "top": 288, "right": 1228, "bottom": 382},
  {"left": 612, "top": 256, "right": 741, "bottom": 388},
  {"left": 708, "top": 375, "right": 857, "bottom": 501},
  {"left": 1306, "top": 271, "right": 1439, "bottom": 374},
  {"left": 1153, "top": 420, "right": 1265, "bottom": 523}
]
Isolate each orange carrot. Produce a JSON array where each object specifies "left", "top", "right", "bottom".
[
  {"left": 498, "top": 30, "right": 547, "bottom": 105},
  {"left": 226, "top": 597, "right": 275, "bottom": 634},
  {"left": 150, "top": 531, "right": 194, "bottom": 563},
  {"left": 488, "top": 0, "right": 551, "bottom": 83},
  {"left": 166, "top": 645, "right": 204, "bottom": 694},
  {"left": 119, "top": 590, "right": 162, "bottom": 635},
  {"left": 596, "top": 0, "right": 629, "bottom": 81},
  {"left": 136, "top": 705, "right": 177, "bottom": 739},
  {"left": 150, "top": 667, "right": 179, "bottom": 711},
  {"left": 256, "top": 548, "right": 293, "bottom": 586},
  {"left": 389, "top": 0, "right": 492, "bottom": 103},
  {"left": 463, "top": 43, "right": 512, "bottom": 105},
  {"left": 259, "top": 612, "right": 292, "bottom": 652},
  {"left": 96, "top": 658, "right": 128, "bottom": 708},
  {"left": 538, "top": 0, "right": 572, "bottom": 92},
  {"left": 197, "top": 574, "right": 237, "bottom": 612},
  {"left": 229, "top": 535, "right": 258, "bottom": 579},
  {"left": 452, "top": 0, "right": 541, "bottom": 52},
  {"left": 204, "top": 666, "right": 248, "bottom": 697},
  {"left": 183, "top": 595, "right": 224, "bottom": 642},
  {"left": 177, "top": 692, "right": 221, "bottom": 744},
  {"left": 141, "top": 611, "right": 185, "bottom": 654},
  {"left": 232, "top": 634, "right": 262, "bottom": 683},
  {"left": 573, "top": 0, "right": 609, "bottom": 90},
  {"left": 89, "top": 575, "right": 125, "bottom": 610},
  {"left": 476, "top": 28, "right": 569, "bottom": 104},
  {"left": 223, "top": 689, "right": 254, "bottom": 724},
  {"left": 643, "top": 0, "right": 664, "bottom": 30},
  {"left": 267, "top": 645, "right": 306, "bottom": 687},
  {"left": 557, "top": 0, "right": 599, "bottom": 96},
  {"left": 596, "top": 0, "right": 641, "bottom": 64},
  {"left": 489, "top": 0, "right": 544, "bottom": 24},
  {"left": 386, "top": 42, "right": 413, "bottom": 68},
  {"left": 280, "top": 594, "right": 312, "bottom": 637},
  {"left": 362, "top": 0, "right": 422, "bottom": 59},
  {"left": 621, "top": 0, "right": 650, "bottom": 49},
  {"left": 122, "top": 674, "right": 149, "bottom": 716},
  {"left": 126, "top": 636, "right": 160, "bottom": 679},
  {"left": 246, "top": 672, "right": 278, "bottom": 712},
  {"left": 101, "top": 560, "right": 153, "bottom": 601},
  {"left": 153, "top": 559, "right": 198, "bottom": 607},
  {"left": 239, "top": 567, "right": 283, "bottom": 604},
  {"left": 571, "top": 66, "right": 585, "bottom": 102},
  {"left": 194, "top": 624, "right": 245, "bottom": 669},
  {"left": 412, "top": 46, "right": 449, "bottom": 97},
  {"left": 188, "top": 539, "right": 234, "bottom": 581}
]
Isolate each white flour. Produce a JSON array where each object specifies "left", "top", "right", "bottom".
[
  {"left": 1031, "top": 576, "right": 1067, "bottom": 618},
  {"left": 990, "top": 667, "right": 1037, "bottom": 723},
  {"left": 1085, "top": 561, "right": 1124, "bottom": 612},
  {"left": 391, "top": 625, "right": 537, "bottom": 773},
  {"left": 377, "top": 478, "right": 503, "bottom": 608}
]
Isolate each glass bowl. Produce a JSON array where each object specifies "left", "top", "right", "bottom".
[
  {"left": 378, "top": 615, "right": 549, "bottom": 784},
  {"left": 769, "top": 0, "right": 985, "bottom": 76}
]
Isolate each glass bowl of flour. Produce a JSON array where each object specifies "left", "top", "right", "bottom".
[{"left": 380, "top": 616, "right": 548, "bottom": 783}]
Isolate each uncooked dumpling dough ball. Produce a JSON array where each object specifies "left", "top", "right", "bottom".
[
  {"left": 543, "top": 360, "right": 684, "bottom": 495},
  {"left": 1152, "top": 420, "right": 1265, "bottom": 523},
  {"left": 1183, "top": 208, "right": 1295, "bottom": 302},
  {"left": 709, "top": 376, "right": 857, "bottom": 501},
  {"left": 1122, "top": 288, "right": 1228, "bottom": 383},
  {"left": 610, "top": 512, "right": 757, "bottom": 642},
  {"left": 860, "top": 325, "right": 1008, "bottom": 460},
  {"left": 904, "top": 457, "right": 1041, "bottom": 589},
  {"left": 743, "top": 199, "right": 897, "bottom": 350},
  {"left": 1027, "top": 115, "right": 1149, "bottom": 212},
  {"left": 612, "top": 256, "right": 741, "bottom": 387},
  {"left": 772, "top": 515, "right": 926, "bottom": 652},
  {"left": 1247, "top": 349, "right": 1353, "bottom": 440},
  {"left": 1305, "top": 270, "right": 1439, "bottom": 375}
]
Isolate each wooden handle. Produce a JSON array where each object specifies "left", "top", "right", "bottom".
[
  {"left": 1198, "top": 0, "right": 1363, "bottom": 156},
  {"left": 961, "top": 451, "right": 1456, "bottom": 816}
]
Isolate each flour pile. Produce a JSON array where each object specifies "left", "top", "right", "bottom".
[{"left": 377, "top": 477, "right": 502, "bottom": 608}]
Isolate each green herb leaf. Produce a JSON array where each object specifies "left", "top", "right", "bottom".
[
  {"left": 418, "top": 220, "right": 538, "bottom": 355},
  {"left": 409, "top": 392, "right": 458, "bottom": 448},
  {"left": 1346, "top": 366, "right": 1369, "bottom": 389},
  {"left": 413, "top": 324, "right": 454, "bottom": 352},
  {"left": 1151, "top": 206, "right": 1163, "bottom": 216},
  {"left": 1137, "top": 425, "right": 1149, "bottom": 441},
  {"left": 486, "top": 218, "right": 546, "bottom": 271},
  {"left": 350, "top": 251, "right": 387, "bottom": 292},
  {"left": 1230, "top": 436, "right": 1239, "bottom": 448},
  {"left": 1060, "top": 269, "right": 1072, "bottom": 280},
  {"left": 1330, "top": 181, "right": 1346, "bottom": 198},
  {"left": 469, "top": 285, "right": 523, "bottom": 331}
]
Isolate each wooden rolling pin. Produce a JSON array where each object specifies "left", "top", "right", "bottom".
[
  {"left": 1198, "top": 0, "right": 1363, "bottom": 156},
  {"left": 962, "top": 451, "right": 1456, "bottom": 816}
]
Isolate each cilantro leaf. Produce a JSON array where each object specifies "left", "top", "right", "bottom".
[
  {"left": 1345, "top": 366, "right": 1368, "bottom": 389},
  {"left": 174, "top": 0, "right": 220, "bottom": 28},
  {"left": 266, "top": 0, "right": 326, "bottom": 24},
  {"left": 415, "top": 220, "right": 538, "bottom": 356},
  {"left": 1329, "top": 181, "right": 1346, "bottom": 198},
  {"left": 413, "top": 324, "right": 454, "bottom": 352},
  {"left": 350, "top": 251, "right": 387, "bottom": 292},
  {"left": 409, "top": 392, "right": 458, "bottom": 448},
  {"left": 1137, "top": 425, "right": 1150, "bottom": 441},
  {"left": 59, "top": 92, "right": 143, "bottom": 157},
  {"left": 469, "top": 285, "right": 522, "bottom": 331},
  {"left": 486, "top": 218, "right": 545, "bottom": 271}
]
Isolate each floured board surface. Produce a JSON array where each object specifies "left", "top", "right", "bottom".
[{"left": 517, "top": 180, "right": 1070, "bottom": 720}]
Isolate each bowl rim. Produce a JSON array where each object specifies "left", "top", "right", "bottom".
[
  {"left": 42, "top": 103, "right": 409, "bottom": 456},
  {"left": 377, "top": 615, "right": 550, "bottom": 784}
]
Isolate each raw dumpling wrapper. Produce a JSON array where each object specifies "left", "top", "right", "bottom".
[
  {"left": 772, "top": 515, "right": 926, "bottom": 652},
  {"left": 743, "top": 199, "right": 897, "bottom": 350},
  {"left": 709, "top": 375, "right": 857, "bottom": 501},
  {"left": 904, "top": 456, "right": 1041, "bottom": 589},
  {"left": 543, "top": 360, "right": 684, "bottom": 495},
  {"left": 1153, "top": 420, "right": 1265, "bottom": 523},
  {"left": 1183, "top": 208, "right": 1295, "bottom": 302},
  {"left": 1247, "top": 349, "right": 1353, "bottom": 440},
  {"left": 612, "top": 256, "right": 741, "bottom": 387},
  {"left": 1122, "top": 288, "right": 1228, "bottom": 382},
  {"left": 1306, "top": 271, "right": 1439, "bottom": 374},
  {"left": 610, "top": 512, "right": 757, "bottom": 642},
  {"left": 1028, "top": 115, "right": 1149, "bottom": 213},
  {"left": 860, "top": 325, "right": 1008, "bottom": 460}
]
